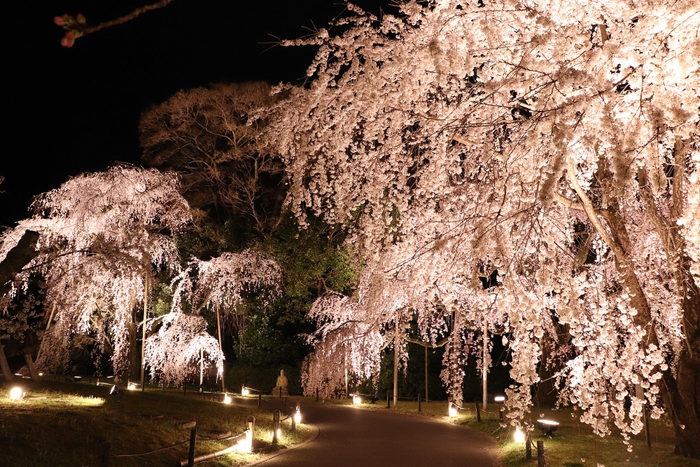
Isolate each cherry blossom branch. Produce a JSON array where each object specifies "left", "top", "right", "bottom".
[{"left": 54, "top": 0, "right": 175, "bottom": 47}]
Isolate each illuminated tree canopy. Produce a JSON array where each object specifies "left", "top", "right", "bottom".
[
  {"left": 270, "top": 0, "right": 699, "bottom": 457},
  {"left": 0, "top": 165, "right": 191, "bottom": 379}
]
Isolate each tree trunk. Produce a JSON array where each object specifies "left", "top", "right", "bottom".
[
  {"left": 0, "top": 230, "right": 40, "bottom": 297},
  {"left": 0, "top": 343, "right": 13, "bottom": 381},
  {"left": 424, "top": 345, "right": 429, "bottom": 402},
  {"left": 24, "top": 353, "right": 39, "bottom": 381},
  {"left": 660, "top": 289, "right": 700, "bottom": 458},
  {"left": 393, "top": 317, "right": 399, "bottom": 407},
  {"left": 216, "top": 309, "right": 225, "bottom": 392},
  {"left": 482, "top": 319, "right": 488, "bottom": 410},
  {"left": 127, "top": 320, "right": 139, "bottom": 383},
  {"left": 140, "top": 275, "right": 149, "bottom": 391},
  {"left": 567, "top": 156, "right": 700, "bottom": 458}
]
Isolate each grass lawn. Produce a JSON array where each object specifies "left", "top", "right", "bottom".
[
  {"left": 318, "top": 395, "right": 700, "bottom": 467},
  {"left": 0, "top": 377, "right": 309, "bottom": 467}
]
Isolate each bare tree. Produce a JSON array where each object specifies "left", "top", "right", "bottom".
[{"left": 140, "top": 82, "right": 287, "bottom": 236}]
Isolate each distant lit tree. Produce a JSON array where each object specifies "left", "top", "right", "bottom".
[
  {"left": 144, "top": 312, "right": 223, "bottom": 387},
  {"left": 170, "top": 250, "right": 283, "bottom": 389}
]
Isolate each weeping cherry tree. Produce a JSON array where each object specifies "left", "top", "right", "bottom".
[{"left": 270, "top": 0, "right": 699, "bottom": 456}]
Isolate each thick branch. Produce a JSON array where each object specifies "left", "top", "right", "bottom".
[
  {"left": 565, "top": 157, "right": 626, "bottom": 259},
  {"left": 552, "top": 191, "right": 585, "bottom": 211}
]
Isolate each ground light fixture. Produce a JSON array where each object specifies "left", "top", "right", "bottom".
[
  {"left": 223, "top": 393, "right": 232, "bottom": 404},
  {"left": 514, "top": 426, "right": 526, "bottom": 443},
  {"left": 241, "top": 385, "right": 250, "bottom": 396},
  {"left": 352, "top": 394, "right": 361, "bottom": 405},
  {"left": 536, "top": 419, "right": 559, "bottom": 436},
  {"left": 294, "top": 408, "right": 302, "bottom": 424},
  {"left": 238, "top": 430, "right": 253, "bottom": 453},
  {"left": 127, "top": 382, "right": 138, "bottom": 391},
  {"left": 9, "top": 386, "right": 25, "bottom": 400},
  {"left": 494, "top": 395, "right": 505, "bottom": 403},
  {"left": 448, "top": 403, "right": 458, "bottom": 417}
]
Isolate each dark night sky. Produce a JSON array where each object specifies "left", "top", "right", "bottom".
[{"left": 2, "top": 0, "right": 392, "bottom": 229}]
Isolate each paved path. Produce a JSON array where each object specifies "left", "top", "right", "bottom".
[{"left": 240, "top": 399, "right": 500, "bottom": 467}]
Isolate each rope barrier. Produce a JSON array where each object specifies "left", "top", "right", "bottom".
[
  {"left": 113, "top": 429, "right": 247, "bottom": 458},
  {"left": 113, "top": 439, "right": 190, "bottom": 457}
]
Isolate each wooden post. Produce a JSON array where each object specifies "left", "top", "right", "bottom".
[
  {"left": 475, "top": 402, "right": 481, "bottom": 422},
  {"left": 387, "top": 390, "right": 390, "bottom": 409},
  {"left": 100, "top": 442, "right": 111, "bottom": 467},
  {"left": 187, "top": 428, "right": 197, "bottom": 467},
  {"left": 258, "top": 392, "right": 262, "bottom": 408},
  {"left": 418, "top": 393, "right": 421, "bottom": 412},
  {"left": 315, "top": 387, "right": 319, "bottom": 402},
  {"left": 537, "top": 440, "right": 545, "bottom": 467},
  {"left": 279, "top": 386, "right": 282, "bottom": 398},
  {"left": 272, "top": 411, "right": 280, "bottom": 445},
  {"left": 499, "top": 407, "right": 504, "bottom": 423},
  {"left": 526, "top": 433, "right": 532, "bottom": 460}
]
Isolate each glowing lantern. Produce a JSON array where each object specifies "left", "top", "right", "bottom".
[
  {"left": 352, "top": 394, "right": 361, "bottom": 405},
  {"left": 127, "top": 382, "right": 137, "bottom": 391},
  {"left": 9, "top": 387, "right": 25, "bottom": 400},
  {"left": 223, "top": 393, "right": 232, "bottom": 404},
  {"left": 294, "top": 409, "right": 302, "bottom": 424},
  {"left": 514, "top": 426, "right": 525, "bottom": 443}
]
